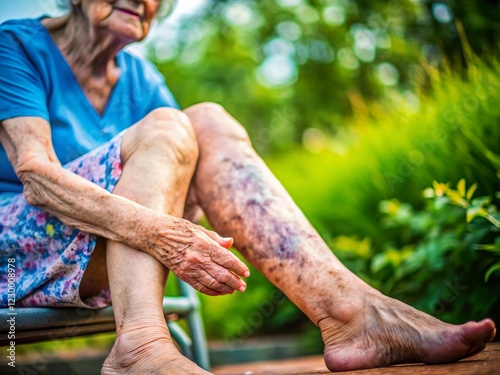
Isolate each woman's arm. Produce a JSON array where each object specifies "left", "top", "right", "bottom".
[
  {"left": 0, "top": 116, "right": 249, "bottom": 292},
  {"left": 1, "top": 116, "right": 143, "bottom": 242}
]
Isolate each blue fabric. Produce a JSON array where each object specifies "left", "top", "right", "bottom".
[{"left": 0, "top": 17, "right": 179, "bottom": 194}]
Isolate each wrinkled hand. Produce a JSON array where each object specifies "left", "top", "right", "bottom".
[{"left": 145, "top": 215, "right": 250, "bottom": 296}]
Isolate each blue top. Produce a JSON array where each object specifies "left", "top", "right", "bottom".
[{"left": 0, "top": 18, "right": 179, "bottom": 194}]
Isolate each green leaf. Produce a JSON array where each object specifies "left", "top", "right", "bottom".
[
  {"left": 423, "top": 188, "right": 435, "bottom": 198},
  {"left": 471, "top": 196, "right": 492, "bottom": 207},
  {"left": 434, "top": 196, "right": 450, "bottom": 210},
  {"left": 457, "top": 178, "right": 466, "bottom": 197},
  {"left": 486, "top": 213, "right": 500, "bottom": 229},
  {"left": 492, "top": 240, "right": 500, "bottom": 253},
  {"left": 466, "top": 182, "right": 478, "bottom": 200},
  {"left": 483, "top": 149, "right": 500, "bottom": 171},
  {"left": 475, "top": 239, "right": 500, "bottom": 253},
  {"left": 371, "top": 253, "right": 389, "bottom": 273},
  {"left": 485, "top": 263, "right": 500, "bottom": 282},
  {"left": 466, "top": 206, "right": 480, "bottom": 223},
  {"left": 447, "top": 190, "right": 466, "bottom": 207}
]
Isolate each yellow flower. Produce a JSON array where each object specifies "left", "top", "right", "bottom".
[{"left": 46, "top": 224, "right": 55, "bottom": 238}]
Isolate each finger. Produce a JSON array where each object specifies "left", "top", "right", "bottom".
[
  {"left": 196, "top": 227, "right": 250, "bottom": 277},
  {"left": 206, "top": 263, "right": 247, "bottom": 292},
  {"left": 198, "top": 225, "right": 225, "bottom": 243},
  {"left": 211, "top": 247, "right": 250, "bottom": 278},
  {"left": 218, "top": 237, "right": 234, "bottom": 249},
  {"left": 199, "top": 270, "right": 235, "bottom": 295},
  {"left": 198, "top": 227, "right": 234, "bottom": 249},
  {"left": 190, "top": 279, "right": 223, "bottom": 297}
]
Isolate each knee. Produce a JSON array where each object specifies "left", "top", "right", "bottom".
[
  {"left": 185, "top": 102, "right": 250, "bottom": 144},
  {"left": 130, "top": 107, "right": 199, "bottom": 164},
  {"left": 187, "top": 102, "right": 225, "bottom": 115}
]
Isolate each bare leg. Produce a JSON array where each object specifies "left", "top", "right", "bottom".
[
  {"left": 184, "top": 103, "right": 496, "bottom": 372},
  {"left": 79, "top": 238, "right": 108, "bottom": 301},
  {"left": 79, "top": 109, "right": 210, "bottom": 374}
]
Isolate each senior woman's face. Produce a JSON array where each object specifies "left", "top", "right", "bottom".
[{"left": 79, "top": 0, "right": 161, "bottom": 43}]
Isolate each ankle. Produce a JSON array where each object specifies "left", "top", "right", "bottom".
[
  {"left": 115, "top": 308, "right": 169, "bottom": 336},
  {"left": 314, "top": 284, "right": 382, "bottom": 326}
]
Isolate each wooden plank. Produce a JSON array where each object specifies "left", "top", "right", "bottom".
[{"left": 213, "top": 343, "right": 500, "bottom": 375}]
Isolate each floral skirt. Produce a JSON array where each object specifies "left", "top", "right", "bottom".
[{"left": 0, "top": 133, "right": 123, "bottom": 309}]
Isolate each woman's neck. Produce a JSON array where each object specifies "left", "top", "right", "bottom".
[{"left": 43, "top": 14, "right": 123, "bottom": 84}]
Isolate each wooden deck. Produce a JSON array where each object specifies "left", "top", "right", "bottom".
[{"left": 212, "top": 343, "right": 500, "bottom": 375}]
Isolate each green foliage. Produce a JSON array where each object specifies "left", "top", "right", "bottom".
[
  {"left": 359, "top": 179, "right": 500, "bottom": 323},
  {"left": 155, "top": 0, "right": 500, "bottom": 154},
  {"left": 427, "top": 179, "right": 500, "bottom": 282},
  {"left": 266, "top": 58, "right": 500, "bottom": 245},
  {"left": 326, "top": 179, "right": 500, "bottom": 325}
]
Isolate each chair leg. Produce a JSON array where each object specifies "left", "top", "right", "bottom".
[
  {"left": 167, "top": 320, "right": 194, "bottom": 361},
  {"left": 179, "top": 280, "right": 211, "bottom": 371}
]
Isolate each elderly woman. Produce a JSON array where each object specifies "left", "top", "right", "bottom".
[{"left": 0, "top": 0, "right": 495, "bottom": 373}]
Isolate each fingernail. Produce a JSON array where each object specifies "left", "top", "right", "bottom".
[
  {"left": 238, "top": 285, "right": 246, "bottom": 292},
  {"left": 243, "top": 271, "right": 250, "bottom": 278},
  {"left": 222, "top": 237, "right": 233, "bottom": 242}
]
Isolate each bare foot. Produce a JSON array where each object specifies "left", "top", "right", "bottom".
[
  {"left": 102, "top": 317, "right": 211, "bottom": 375},
  {"left": 319, "top": 291, "right": 496, "bottom": 372}
]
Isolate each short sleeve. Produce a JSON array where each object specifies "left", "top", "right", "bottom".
[
  {"left": 0, "top": 26, "right": 49, "bottom": 122},
  {"left": 140, "top": 57, "right": 180, "bottom": 110},
  {"left": 150, "top": 79, "right": 180, "bottom": 110}
]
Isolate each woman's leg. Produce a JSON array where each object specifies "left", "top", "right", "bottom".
[
  {"left": 79, "top": 108, "right": 209, "bottom": 374},
  {"left": 184, "top": 103, "right": 496, "bottom": 372}
]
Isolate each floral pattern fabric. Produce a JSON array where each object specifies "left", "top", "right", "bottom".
[{"left": 0, "top": 133, "right": 123, "bottom": 309}]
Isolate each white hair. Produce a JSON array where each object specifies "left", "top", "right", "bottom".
[
  {"left": 55, "top": 0, "right": 71, "bottom": 11},
  {"left": 54, "top": 0, "right": 176, "bottom": 19}
]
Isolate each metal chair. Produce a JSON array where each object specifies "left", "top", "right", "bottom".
[{"left": 0, "top": 279, "right": 210, "bottom": 370}]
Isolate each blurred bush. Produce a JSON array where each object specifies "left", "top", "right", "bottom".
[
  {"left": 267, "top": 58, "right": 500, "bottom": 244},
  {"left": 155, "top": 0, "right": 500, "bottom": 154},
  {"left": 335, "top": 179, "right": 500, "bottom": 324}
]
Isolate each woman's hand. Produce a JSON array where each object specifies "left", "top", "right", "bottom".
[{"left": 143, "top": 215, "right": 250, "bottom": 296}]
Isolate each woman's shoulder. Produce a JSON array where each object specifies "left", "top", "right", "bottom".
[
  {"left": 119, "top": 49, "right": 165, "bottom": 85},
  {"left": 0, "top": 18, "right": 50, "bottom": 59},
  {"left": 0, "top": 18, "right": 45, "bottom": 43},
  {"left": 118, "top": 50, "right": 178, "bottom": 109}
]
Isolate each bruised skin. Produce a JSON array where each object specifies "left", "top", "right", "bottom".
[
  {"left": 189, "top": 122, "right": 378, "bottom": 323},
  {"left": 185, "top": 103, "right": 496, "bottom": 372}
]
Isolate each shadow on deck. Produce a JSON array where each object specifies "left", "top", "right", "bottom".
[{"left": 213, "top": 343, "right": 500, "bottom": 375}]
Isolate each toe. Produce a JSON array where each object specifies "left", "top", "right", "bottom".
[
  {"left": 460, "top": 319, "right": 496, "bottom": 346},
  {"left": 485, "top": 326, "right": 496, "bottom": 343}
]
